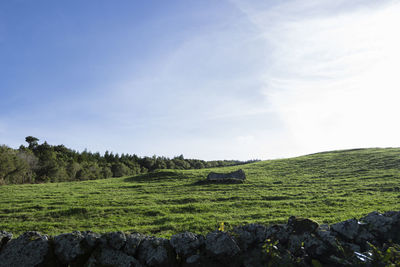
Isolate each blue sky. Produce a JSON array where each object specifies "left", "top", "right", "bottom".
[{"left": 1, "top": 0, "right": 400, "bottom": 160}]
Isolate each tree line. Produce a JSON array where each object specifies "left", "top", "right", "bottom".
[{"left": 0, "top": 136, "right": 258, "bottom": 184}]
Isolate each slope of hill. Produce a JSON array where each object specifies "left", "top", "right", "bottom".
[{"left": 1, "top": 148, "right": 399, "bottom": 237}]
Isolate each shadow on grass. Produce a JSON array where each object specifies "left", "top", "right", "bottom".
[
  {"left": 124, "top": 170, "right": 187, "bottom": 183},
  {"left": 189, "top": 178, "right": 245, "bottom": 186},
  {"left": 124, "top": 170, "right": 245, "bottom": 186},
  {"left": 261, "top": 195, "right": 292, "bottom": 201},
  {"left": 46, "top": 207, "right": 89, "bottom": 218}
]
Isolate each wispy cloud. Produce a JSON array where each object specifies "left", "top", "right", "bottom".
[
  {"left": 80, "top": 11, "right": 278, "bottom": 159},
  {"left": 79, "top": 0, "right": 400, "bottom": 159},
  {"left": 2, "top": 1, "right": 400, "bottom": 160},
  {"left": 230, "top": 0, "right": 400, "bottom": 156}
]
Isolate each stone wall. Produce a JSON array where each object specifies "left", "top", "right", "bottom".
[
  {"left": 0, "top": 211, "right": 399, "bottom": 266},
  {"left": 206, "top": 169, "right": 246, "bottom": 182}
]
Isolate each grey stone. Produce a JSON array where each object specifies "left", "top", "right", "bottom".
[
  {"left": 186, "top": 254, "right": 201, "bottom": 264},
  {"left": 170, "top": 232, "right": 204, "bottom": 257},
  {"left": 340, "top": 241, "right": 361, "bottom": 253},
  {"left": 241, "top": 249, "right": 270, "bottom": 267},
  {"left": 205, "top": 231, "right": 240, "bottom": 257},
  {"left": 233, "top": 224, "right": 267, "bottom": 250},
  {"left": 383, "top": 211, "right": 400, "bottom": 242},
  {"left": 331, "top": 218, "right": 359, "bottom": 240},
  {"left": 304, "top": 231, "right": 340, "bottom": 259},
  {"left": 265, "top": 224, "right": 290, "bottom": 244},
  {"left": 328, "top": 255, "right": 352, "bottom": 266},
  {"left": 137, "top": 236, "right": 175, "bottom": 266},
  {"left": 53, "top": 231, "right": 86, "bottom": 264},
  {"left": 383, "top": 210, "right": 400, "bottom": 221},
  {"left": 124, "top": 232, "right": 145, "bottom": 256},
  {"left": 102, "top": 231, "right": 127, "bottom": 250},
  {"left": 0, "top": 231, "right": 12, "bottom": 251},
  {"left": 53, "top": 231, "right": 99, "bottom": 266},
  {"left": 319, "top": 224, "right": 330, "bottom": 231},
  {"left": 287, "top": 232, "right": 328, "bottom": 257},
  {"left": 354, "top": 227, "right": 375, "bottom": 247},
  {"left": 317, "top": 230, "right": 338, "bottom": 248},
  {"left": 287, "top": 216, "right": 319, "bottom": 234},
  {"left": 303, "top": 234, "right": 326, "bottom": 257},
  {"left": 0, "top": 231, "right": 49, "bottom": 267},
  {"left": 360, "top": 211, "right": 393, "bottom": 241},
  {"left": 0, "top": 212, "right": 397, "bottom": 267},
  {"left": 86, "top": 248, "right": 142, "bottom": 267},
  {"left": 207, "top": 169, "right": 246, "bottom": 182},
  {"left": 287, "top": 233, "right": 306, "bottom": 255},
  {"left": 82, "top": 231, "right": 100, "bottom": 248}
]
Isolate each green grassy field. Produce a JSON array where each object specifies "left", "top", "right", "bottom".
[{"left": 1, "top": 148, "right": 399, "bottom": 238}]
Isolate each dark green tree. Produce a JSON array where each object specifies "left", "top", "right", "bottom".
[{"left": 25, "top": 136, "right": 39, "bottom": 150}]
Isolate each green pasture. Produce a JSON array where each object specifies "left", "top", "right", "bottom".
[{"left": 1, "top": 148, "right": 399, "bottom": 237}]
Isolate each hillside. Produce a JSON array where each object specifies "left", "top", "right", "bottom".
[
  {"left": 1, "top": 148, "right": 399, "bottom": 237},
  {"left": 0, "top": 137, "right": 255, "bottom": 185}
]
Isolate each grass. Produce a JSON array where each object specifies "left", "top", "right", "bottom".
[{"left": 1, "top": 148, "right": 399, "bottom": 238}]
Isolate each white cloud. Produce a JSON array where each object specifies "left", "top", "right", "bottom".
[
  {"left": 7, "top": 1, "right": 399, "bottom": 160},
  {"left": 96, "top": 0, "right": 400, "bottom": 160},
  {"left": 230, "top": 0, "right": 400, "bottom": 157}
]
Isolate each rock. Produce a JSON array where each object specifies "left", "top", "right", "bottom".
[
  {"left": 205, "top": 231, "right": 240, "bottom": 257},
  {"left": 303, "top": 230, "right": 342, "bottom": 261},
  {"left": 328, "top": 255, "right": 352, "bottom": 266},
  {"left": 303, "top": 234, "right": 327, "bottom": 257},
  {"left": 206, "top": 169, "right": 246, "bottom": 182},
  {"left": 0, "top": 212, "right": 398, "bottom": 266},
  {"left": 287, "top": 233, "right": 307, "bottom": 256},
  {"left": 137, "top": 236, "right": 176, "bottom": 267},
  {"left": 186, "top": 254, "right": 201, "bottom": 264},
  {"left": 183, "top": 254, "right": 222, "bottom": 267},
  {"left": 102, "top": 231, "right": 127, "bottom": 250},
  {"left": 0, "top": 231, "right": 12, "bottom": 251},
  {"left": 316, "top": 230, "right": 338, "bottom": 249},
  {"left": 54, "top": 231, "right": 86, "bottom": 264},
  {"left": 287, "top": 216, "right": 319, "bottom": 234},
  {"left": 124, "top": 232, "right": 146, "bottom": 256},
  {"left": 170, "top": 232, "right": 204, "bottom": 257},
  {"left": 360, "top": 211, "right": 395, "bottom": 242},
  {"left": 340, "top": 241, "right": 361, "bottom": 253},
  {"left": 354, "top": 226, "right": 375, "bottom": 249},
  {"left": 319, "top": 224, "right": 330, "bottom": 231},
  {"left": 331, "top": 218, "right": 359, "bottom": 240},
  {"left": 86, "top": 248, "right": 142, "bottom": 267},
  {"left": 286, "top": 232, "right": 330, "bottom": 257},
  {"left": 0, "top": 231, "right": 50, "bottom": 267},
  {"left": 265, "top": 224, "right": 290, "bottom": 245},
  {"left": 383, "top": 210, "right": 400, "bottom": 242},
  {"left": 383, "top": 210, "right": 400, "bottom": 221},
  {"left": 82, "top": 231, "right": 100, "bottom": 248},
  {"left": 53, "top": 231, "right": 99, "bottom": 265},
  {"left": 241, "top": 249, "right": 270, "bottom": 267},
  {"left": 233, "top": 224, "right": 267, "bottom": 251}
]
